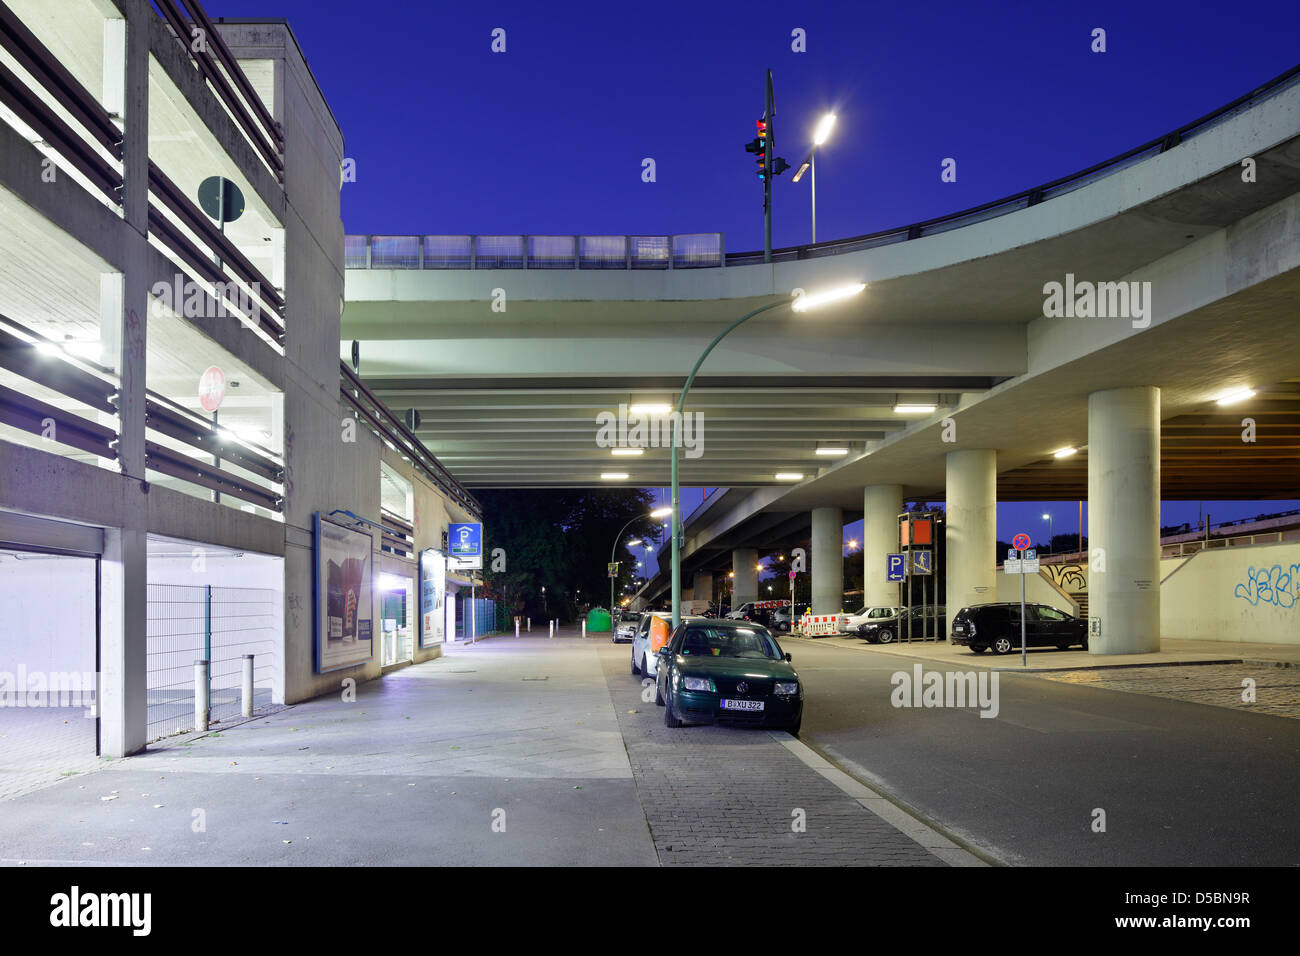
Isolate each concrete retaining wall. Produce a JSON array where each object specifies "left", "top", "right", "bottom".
[{"left": 1160, "top": 541, "right": 1300, "bottom": 644}]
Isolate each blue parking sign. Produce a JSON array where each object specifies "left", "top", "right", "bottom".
[{"left": 887, "top": 554, "right": 906, "bottom": 582}]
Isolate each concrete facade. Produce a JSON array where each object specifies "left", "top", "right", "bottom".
[{"left": 731, "top": 548, "right": 758, "bottom": 607}]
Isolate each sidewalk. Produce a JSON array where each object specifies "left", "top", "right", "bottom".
[
  {"left": 0, "top": 629, "right": 981, "bottom": 866},
  {"left": 787, "top": 634, "right": 1300, "bottom": 670},
  {"left": 0, "top": 633, "right": 656, "bottom": 866}
]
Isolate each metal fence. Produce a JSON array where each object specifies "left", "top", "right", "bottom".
[
  {"left": 456, "top": 597, "right": 498, "bottom": 639},
  {"left": 345, "top": 234, "right": 725, "bottom": 271},
  {"left": 146, "top": 583, "right": 279, "bottom": 741}
]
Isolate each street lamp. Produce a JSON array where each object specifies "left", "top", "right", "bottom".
[
  {"left": 1042, "top": 512, "right": 1054, "bottom": 556},
  {"left": 671, "top": 281, "right": 866, "bottom": 627},
  {"left": 792, "top": 112, "right": 836, "bottom": 243},
  {"left": 610, "top": 508, "right": 674, "bottom": 631}
]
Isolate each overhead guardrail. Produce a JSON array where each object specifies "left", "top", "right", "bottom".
[
  {"left": 150, "top": 0, "right": 284, "bottom": 182},
  {"left": 0, "top": 2, "right": 123, "bottom": 204},
  {"left": 344, "top": 62, "right": 1300, "bottom": 272},
  {"left": 344, "top": 234, "right": 725, "bottom": 271},
  {"left": 339, "top": 361, "right": 483, "bottom": 520}
]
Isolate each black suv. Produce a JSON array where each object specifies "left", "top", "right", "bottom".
[
  {"left": 950, "top": 603, "right": 1087, "bottom": 654},
  {"left": 859, "top": 605, "right": 945, "bottom": 643}
]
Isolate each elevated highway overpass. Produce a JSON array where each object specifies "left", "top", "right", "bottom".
[{"left": 342, "top": 66, "right": 1300, "bottom": 655}]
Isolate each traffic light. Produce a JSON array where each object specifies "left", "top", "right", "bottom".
[
  {"left": 743, "top": 118, "right": 769, "bottom": 180},
  {"left": 772, "top": 156, "right": 790, "bottom": 176}
]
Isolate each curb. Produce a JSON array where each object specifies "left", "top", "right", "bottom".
[{"left": 767, "top": 731, "right": 996, "bottom": 867}]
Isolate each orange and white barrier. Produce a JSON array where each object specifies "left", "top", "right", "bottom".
[{"left": 799, "top": 612, "right": 848, "bottom": 636}]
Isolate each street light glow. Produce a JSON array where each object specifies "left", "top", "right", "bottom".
[
  {"left": 790, "top": 282, "right": 867, "bottom": 312},
  {"left": 813, "top": 112, "right": 837, "bottom": 146},
  {"left": 650, "top": 506, "right": 674, "bottom": 518},
  {"left": 792, "top": 160, "right": 810, "bottom": 183}
]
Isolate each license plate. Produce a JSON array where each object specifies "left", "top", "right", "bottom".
[
  {"left": 720, "top": 699, "right": 764, "bottom": 712},
  {"left": 954, "top": 625, "right": 965, "bottom": 633}
]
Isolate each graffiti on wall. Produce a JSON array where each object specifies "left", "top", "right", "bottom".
[
  {"left": 1233, "top": 564, "right": 1300, "bottom": 609},
  {"left": 1043, "top": 563, "right": 1088, "bottom": 592}
]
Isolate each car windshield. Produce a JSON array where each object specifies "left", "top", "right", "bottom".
[{"left": 679, "top": 626, "right": 779, "bottom": 660}]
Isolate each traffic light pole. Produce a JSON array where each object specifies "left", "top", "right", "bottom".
[{"left": 764, "top": 69, "right": 774, "bottom": 264}]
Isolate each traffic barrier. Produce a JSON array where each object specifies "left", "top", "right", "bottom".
[{"left": 799, "top": 613, "right": 847, "bottom": 637}]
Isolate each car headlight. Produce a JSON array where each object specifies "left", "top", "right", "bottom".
[
  {"left": 683, "top": 677, "right": 716, "bottom": 692},
  {"left": 774, "top": 681, "right": 799, "bottom": 695}
]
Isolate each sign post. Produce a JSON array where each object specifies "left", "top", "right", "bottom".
[{"left": 1010, "top": 534, "right": 1033, "bottom": 666}]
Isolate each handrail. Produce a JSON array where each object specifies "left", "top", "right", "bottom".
[
  {"left": 0, "top": 1, "right": 122, "bottom": 156},
  {"left": 0, "top": 58, "right": 121, "bottom": 202},
  {"left": 148, "top": 161, "right": 284, "bottom": 316},
  {"left": 146, "top": 206, "right": 286, "bottom": 343},
  {"left": 145, "top": 439, "right": 281, "bottom": 511},
  {"left": 151, "top": 0, "right": 283, "bottom": 181},
  {"left": 183, "top": 1, "right": 283, "bottom": 150},
  {"left": 0, "top": 321, "right": 118, "bottom": 413},
  {"left": 143, "top": 397, "right": 283, "bottom": 483},
  {"left": 0, "top": 382, "right": 118, "bottom": 459},
  {"left": 340, "top": 361, "right": 483, "bottom": 519}
]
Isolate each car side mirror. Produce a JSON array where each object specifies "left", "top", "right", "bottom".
[{"left": 784, "top": 653, "right": 792, "bottom": 662}]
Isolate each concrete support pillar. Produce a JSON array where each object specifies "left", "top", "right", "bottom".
[
  {"left": 1088, "top": 387, "right": 1161, "bottom": 654},
  {"left": 863, "top": 485, "right": 903, "bottom": 609},
  {"left": 811, "top": 507, "right": 844, "bottom": 614},
  {"left": 945, "top": 450, "right": 997, "bottom": 637},
  {"left": 691, "top": 570, "right": 714, "bottom": 605},
  {"left": 732, "top": 549, "right": 758, "bottom": 607},
  {"left": 99, "top": 528, "right": 148, "bottom": 757}
]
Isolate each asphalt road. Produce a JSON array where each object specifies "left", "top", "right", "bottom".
[{"left": 785, "top": 638, "right": 1300, "bottom": 866}]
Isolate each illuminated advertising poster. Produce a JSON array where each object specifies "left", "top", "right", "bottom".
[
  {"left": 419, "top": 548, "right": 446, "bottom": 648},
  {"left": 314, "top": 513, "right": 374, "bottom": 672}
]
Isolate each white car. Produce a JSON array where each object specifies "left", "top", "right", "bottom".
[
  {"left": 630, "top": 612, "right": 707, "bottom": 678},
  {"left": 843, "top": 605, "right": 902, "bottom": 631},
  {"left": 613, "top": 612, "right": 638, "bottom": 643}
]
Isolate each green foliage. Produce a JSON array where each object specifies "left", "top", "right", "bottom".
[{"left": 477, "top": 488, "right": 658, "bottom": 620}]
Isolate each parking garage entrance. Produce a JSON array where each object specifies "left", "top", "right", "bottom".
[{"left": 0, "top": 514, "right": 101, "bottom": 800}]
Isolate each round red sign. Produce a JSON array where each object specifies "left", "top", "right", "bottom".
[
  {"left": 198, "top": 365, "right": 226, "bottom": 412},
  {"left": 1012, "top": 533, "right": 1032, "bottom": 551}
]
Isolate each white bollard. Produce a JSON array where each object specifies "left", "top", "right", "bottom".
[
  {"left": 582, "top": 620, "right": 587, "bottom": 637},
  {"left": 515, "top": 619, "right": 520, "bottom": 638},
  {"left": 241, "top": 654, "right": 254, "bottom": 718},
  {"left": 527, "top": 617, "right": 531, "bottom": 632},
  {"left": 194, "top": 659, "right": 210, "bottom": 732},
  {"left": 549, "top": 620, "right": 554, "bottom": 639}
]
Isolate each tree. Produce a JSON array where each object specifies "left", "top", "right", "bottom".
[{"left": 476, "top": 488, "right": 657, "bottom": 622}]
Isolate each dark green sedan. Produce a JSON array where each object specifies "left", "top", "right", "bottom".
[{"left": 655, "top": 619, "right": 803, "bottom": 735}]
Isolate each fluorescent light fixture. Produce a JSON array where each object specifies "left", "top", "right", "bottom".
[
  {"left": 1053, "top": 446, "right": 1078, "bottom": 458},
  {"left": 626, "top": 539, "right": 642, "bottom": 547},
  {"left": 792, "top": 160, "right": 810, "bottom": 183},
  {"left": 649, "top": 506, "right": 673, "bottom": 518},
  {"left": 893, "top": 403, "right": 936, "bottom": 415},
  {"left": 1214, "top": 386, "right": 1255, "bottom": 406},
  {"left": 815, "top": 446, "right": 849, "bottom": 456},
  {"left": 601, "top": 472, "right": 629, "bottom": 480},
  {"left": 611, "top": 448, "right": 643, "bottom": 456},
  {"left": 774, "top": 472, "right": 804, "bottom": 481},
  {"left": 813, "top": 113, "right": 837, "bottom": 146},
  {"left": 791, "top": 282, "right": 867, "bottom": 312},
  {"left": 628, "top": 402, "right": 672, "bottom": 415}
]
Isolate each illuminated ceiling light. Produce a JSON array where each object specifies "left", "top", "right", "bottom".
[
  {"left": 893, "top": 403, "right": 937, "bottom": 415},
  {"left": 35, "top": 342, "right": 61, "bottom": 357},
  {"left": 790, "top": 282, "right": 867, "bottom": 313},
  {"left": 1214, "top": 386, "right": 1255, "bottom": 406},
  {"left": 774, "top": 473, "right": 804, "bottom": 481},
  {"left": 600, "top": 472, "right": 629, "bottom": 480},
  {"left": 611, "top": 448, "right": 644, "bottom": 456},
  {"left": 815, "top": 446, "right": 849, "bottom": 456},
  {"left": 1053, "top": 446, "right": 1078, "bottom": 458},
  {"left": 628, "top": 402, "right": 672, "bottom": 415},
  {"left": 649, "top": 506, "right": 673, "bottom": 518}
]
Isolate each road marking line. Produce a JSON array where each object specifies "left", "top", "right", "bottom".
[{"left": 768, "top": 731, "right": 989, "bottom": 867}]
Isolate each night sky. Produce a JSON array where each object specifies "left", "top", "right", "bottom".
[{"left": 208, "top": 0, "right": 1300, "bottom": 570}]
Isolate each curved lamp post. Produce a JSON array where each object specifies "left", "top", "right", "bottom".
[
  {"left": 670, "top": 282, "right": 866, "bottom": 627},
  {"left": 610, "top": 506, "right": 673, "bottom": 629}
]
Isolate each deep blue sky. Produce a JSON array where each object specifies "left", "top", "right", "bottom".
[{"left": 210, "top": 0, "right": 1298, "bottom": 572}]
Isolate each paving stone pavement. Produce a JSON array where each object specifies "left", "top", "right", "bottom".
[
  {"left": 595, "top": 641, "right": 947, "bottom": 866},
  {"left": 1036, "top": 663, "right": 1300, "bottom": 718}
]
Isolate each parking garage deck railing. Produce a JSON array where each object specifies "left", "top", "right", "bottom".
[
  {"left": 150, "top": 0, "right": 285, "bottom": 183},
  {"left": 0, "top": 2, "right": 124, "bottom": 205},
  {"left": 340, "top": 361, "right": 483, "bottom": 520},
  {"left": 343, "top": 63, "right": 1300, "bottom": 272}
]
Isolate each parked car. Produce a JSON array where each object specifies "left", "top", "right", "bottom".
[
  {"left": 859, "top": 605, "right": 945, "bottom": 643},
  {"left": 631, "top": 611, "right": 708, "bottom": 679},
  {"left": 725, "top": 602, "right": 758, "bottom": 621},
  {"left": 655, "top": 619, "right": 803, "bottom": 735},
  {"left": 769, "top": 602, "right": 811, "bottom": 633},
  {"left": 950, "top": 602, "right": 1087, "bottom": 654},
  {"left": 843, "top": 605, "right": 902, "bottom": 631},
  {"left": 613, "top": 610, "right": 639, "bottom": 643}
]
